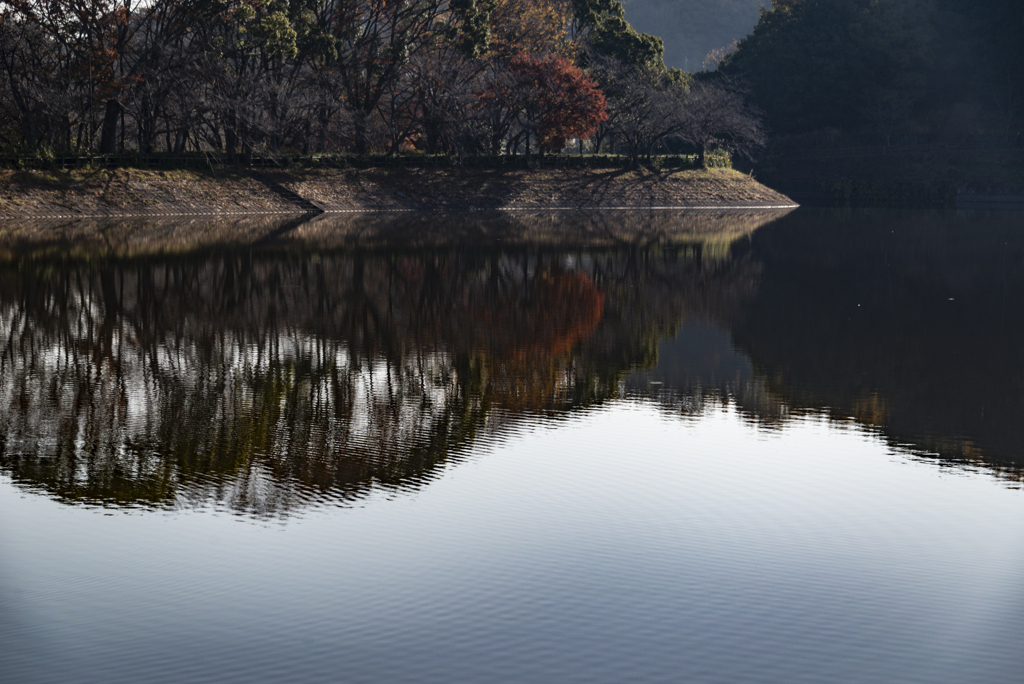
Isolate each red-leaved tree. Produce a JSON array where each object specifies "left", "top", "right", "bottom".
[{"left": 488, "top": 53, "right": 608, "bottom": 153}]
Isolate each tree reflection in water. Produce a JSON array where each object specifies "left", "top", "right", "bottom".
[
  {"left": 6, "top": 208, "right": 1018, "bottom": 513},
  {"left": 0, "top": 211, "right": 768, "bottom": 513},
  {"left": 724, "top": 208, "right": 1024, "bottom": 483}
]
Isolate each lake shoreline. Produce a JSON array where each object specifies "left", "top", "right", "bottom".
[
  {"left": 0, "top": 167, "right": 796, "bottom": 219},
  {"left": 753, "top": 143, "right": 1024, "bottom": 207}
]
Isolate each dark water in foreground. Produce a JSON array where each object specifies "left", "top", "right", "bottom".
[{"left": 1, "top": 208, "right": 1022, "bottom": 684}]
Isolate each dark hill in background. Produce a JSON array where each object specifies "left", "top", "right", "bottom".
[
  {"left": 623, "top": 0, "right": 764, "bottom": 70},
  {"left": 719, "top": 0, "right": 1024, "bottom": 203}
]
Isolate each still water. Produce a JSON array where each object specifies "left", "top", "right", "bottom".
[{"left": 1, "top": 208, "right": 1022, "bottom": 684}]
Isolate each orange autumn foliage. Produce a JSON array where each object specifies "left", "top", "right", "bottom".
[
  {"left": 470, "top": 269, "right": 605, "bottom": 360},
  {"left": 477, "top": 269, "right": 606, "bottom": 412},
  {"left": 487, "top": 0, "right": 575, "bottom": 59}
]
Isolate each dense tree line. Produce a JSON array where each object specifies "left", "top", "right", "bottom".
[
  {"left": 721, "top": 0, "right": 1024, "bottom": 146},
  {"left": 0, "top": 0, "right": 764, "bottom": 164}
]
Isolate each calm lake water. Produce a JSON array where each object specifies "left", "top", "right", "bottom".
[{"left": 1, "top": 208, "right": 1022, "bottom": 684}]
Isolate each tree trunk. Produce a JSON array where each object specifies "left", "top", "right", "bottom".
[
  {"left": 20, "top": 109, "right": 38, "bottom": 152},
  {"left": 174, "top": 127, "right": 189, "bottom": 154},
  {"left": 353, "top": 112, "right": 368, "bottom": 155},
  {"left": 425, "top": 117, "right": 440, "bottom": 155},
  {"left": 318, "top": 107, "right": 329, "bottom": 153},
  {"left": 242, "top": 131, "right": 253, "bottom": 166},
  {"left": 139, "top": 91, "right": 156, "bottom": 153},
  {"left": 99, "top": 99, "right": 122, "bottom": 154},
  {"left": 225, "top": 111, "right": 238, "bottom": 162}
]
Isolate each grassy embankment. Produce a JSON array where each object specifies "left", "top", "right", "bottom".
[{"left": 0, "top": 166, "right": 795, "bottom": 218}]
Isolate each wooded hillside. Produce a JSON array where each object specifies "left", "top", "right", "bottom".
[{"left": 722, "top": 0, "right": 1024, "bottom": 146}]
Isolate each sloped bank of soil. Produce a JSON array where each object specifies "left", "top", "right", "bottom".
[
  {"left": 271, "top": 167, "right": 796, "bottom": 211},
  {"left": 0, "top": 166, "right": 795, "bottom": 219},
  {"left": 0, "top": 168, "right": 299, "bottom": 218}
]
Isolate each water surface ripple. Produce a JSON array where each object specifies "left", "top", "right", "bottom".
[{"left": 1, "top": 208, "right": 1022, "bottom": 683}]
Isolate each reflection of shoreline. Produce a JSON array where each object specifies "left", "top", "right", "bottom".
[
  {"left": 5, "top": 207, "right": 1019, "bottom": 513},
  {"left": 0, "top": 209, "right": 793, "bottom": 261},
  {"left": 625, "top": 321, "right": 1024, "bottom": 488},
  {"left": 0, "top": 234, "right": 763, "bottom": 513},
  {"left": 724, "top": 208, "right": 1024, "bottom": 483}
]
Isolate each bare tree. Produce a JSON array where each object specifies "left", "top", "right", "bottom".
[
  {"left": 322, "top": 0, "right": 448, "bottom": 154},
  {"left": 592, "top": 56, "right": 686, "bottom": 166},
  {"left": 405, "top": 45, "right": 483, "bottom": 155},
  {"left": 676, "top": 78, "right": 764, "bottom": 168}
]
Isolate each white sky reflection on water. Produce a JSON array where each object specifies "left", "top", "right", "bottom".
[{"left": 2, "top": 399, "right": 1022, "bottom": 684}]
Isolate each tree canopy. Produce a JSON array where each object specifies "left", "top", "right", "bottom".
[
  {"left": 721, "top": 0, "right": 1024, "bottom": 143},
  {"left": 0, "top": 0, "right": 681, "bottom": 157}
]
